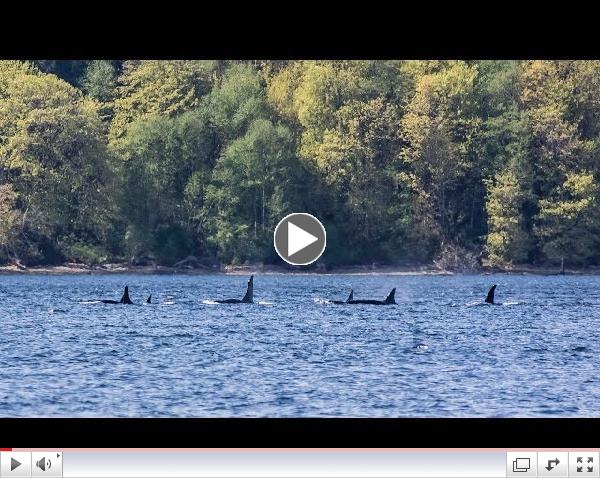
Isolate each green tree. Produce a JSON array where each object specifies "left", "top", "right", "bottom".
[
  {"left": 2, "top": 59, "right": 600, "bottom": 270},
  {"left": 82, "top": 60, "right": 117, "bottom": 102},
  {"left": 519, "top": 61, "right": 600, "bottom": 265},
  {"left": 267, "top": 61, "right": 405, "bottom": 262},
  {"left": 398, "top": 61, "right": 481, "bottom": 255},
  {"left": 535, "top": 173, "right": 600, "bottom": 266},
  {"left": 110, "top": 60, "right": 216, "bottom": 142},
  {"left": 115, "top": 110, "right": 217, "bottom": 264},
  {"left": 474, "top": 64, "right": 535, "bottom": 266},
  {"left": 485, "top": 170, "right": 533, "bottom": 265},
  {"left": 0, "top": 61, "right": 115, "bottom": 264},
  {"left": 205, "top": 62, "right": 266, "bottom": 140},
  {"left": 0, "top": 184, "right": 20, "bottom": 262},
  {"left": 203, "top": 119, "right": 299, "bottom": 263}
]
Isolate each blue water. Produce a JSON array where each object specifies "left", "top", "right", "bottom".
[{"left": 1, "top": 273, "right": 599, "bottom": 417}]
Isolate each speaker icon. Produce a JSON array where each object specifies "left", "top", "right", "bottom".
[{"left": 35, "top": 457, "right": 51, "bottom": 471}]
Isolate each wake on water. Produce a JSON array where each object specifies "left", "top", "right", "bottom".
[
  {"left": 314, "top": 298, "right": 332, "bottom": 305},
  {"left": 466, "top": 300, "right": 522, "bottom": 307},
  {"left": 201, "top": 299, "right": 274, "bottom": 305},
  {"left": 80, "top": 296, "right": 519, "bottom": 307}
]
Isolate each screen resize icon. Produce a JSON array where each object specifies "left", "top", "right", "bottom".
[
  {"left": 507, "top": 452, "right": 538, "bottom": 477},
  {"left": 515, "top": 458, "right": 532, "bottom": 472},
  {"left": 569, "top": 453, "right": 600, "bottom": 477}
]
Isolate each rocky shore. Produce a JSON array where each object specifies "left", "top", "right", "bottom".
[{"left": 1, "top": 261, "right": 598, "bottom": 275}]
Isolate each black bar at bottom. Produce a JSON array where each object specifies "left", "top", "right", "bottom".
[{"left": 2, "top": 418, "right": 600, "bottom": 448}]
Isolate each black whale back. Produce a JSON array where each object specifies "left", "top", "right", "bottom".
[
  {"left": 120, "top": 286, "right": 133, "bottom": 305},
  {"left": 242, "top": 275, "right": 253, "bottom": 303},
  {"left": 485, "top": 285, "right": 497, "bottom": 304}
]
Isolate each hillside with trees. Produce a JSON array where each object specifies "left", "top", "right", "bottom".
[{"left": 1, "top": 60, "right": 599, "bottom": 270}]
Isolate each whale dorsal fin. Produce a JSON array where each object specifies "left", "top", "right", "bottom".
[
  {"left": 384, "top": 288, "right": 396, "bottom": 304},
  {"left": 242, "top": 275, "right": 253, "bottom": 303},
  {"left": 346, "top": 289, "right": 354, "bottom": 302},
  {"left": 120, "top": 286, "right": 133, "bottom": 304},
  {"left": 485, "top": 285, "right": 496, "bottom": 304},
  {"left": 146, "top": 295, "right": 152, "bottom": 304}
]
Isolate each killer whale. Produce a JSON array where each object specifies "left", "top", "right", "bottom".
[
  {"left": 100, "top": 285, "right": 134, "bottom": 305},
  {"left": 331, "top": 289, "right": 353, "bottom": 304},
  {"left": 146, "top": 295, "right": 152, "bottom": 304},
  {"left": 332, "top": 288, "right": 396, "bottom": 305},
  {"left": 348, "top": 287, "right": 396, "bottom": 305},
  {"left": 215, "top": 275, "right": 253, "bottom": 304},
  {"left": 485, "top": 284, "right": 497, "bottom": 304}
]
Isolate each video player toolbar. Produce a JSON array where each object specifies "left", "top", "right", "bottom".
[
  {"left": 0, "top": 453, "right": 62, "bottom": 477},
  {"left": 507, "top": 453, "right": 599, "bottom": 477},
  {"left": 1, "top": 450, "right": 599, "bottom": 478}
]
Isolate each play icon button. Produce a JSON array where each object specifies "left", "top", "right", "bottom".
[
  {"left": 287, "top": 221, "right": 319, "bottom": 256},
  {"left": 274, "top": 213, "right": 326, "bottom": 265},
  {"left": 1, "top": 452, "right": 31, "bottom": 476}
]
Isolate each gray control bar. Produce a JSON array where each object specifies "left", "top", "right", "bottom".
[
  {"left": 4, "top": 450, "right": 502, "bottom": 478},
  {"left": 2, "top": 450, "right": 597, "bottom": 478}
]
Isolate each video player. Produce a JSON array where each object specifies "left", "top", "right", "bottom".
[{"left": 1, "top": 55, "right": 599, "bottom": 457}]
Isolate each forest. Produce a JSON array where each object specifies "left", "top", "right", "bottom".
[{"left": 0, "top": 60, "right": 599, "bottom": 270}]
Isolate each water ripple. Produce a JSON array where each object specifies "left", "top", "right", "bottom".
[{"left": 1, "top": 273, "right": 599, "bottom": 417}]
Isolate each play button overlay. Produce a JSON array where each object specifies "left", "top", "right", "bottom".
[
  {"left": 1, "top": 452, "right": 31, "bottom": 476},
  {"left": 287, "top": 222, "right": 318, "bottom": 256},
  {"left": 274, "top": 213, "right": 326, "bottom": 265}
]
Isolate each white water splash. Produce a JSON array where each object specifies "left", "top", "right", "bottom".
[
  {"left": 313, "top": 298, "right": 332, "bottom": 305},
  {"left": 465, "top": 300, "right": 485, "bottom": 307},
  {"left": 502, "top": 301, "right": 520, "bottom": 306}
]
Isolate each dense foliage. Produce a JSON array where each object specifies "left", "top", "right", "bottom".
[{"left": 1, "top": 60, "right": 599, "bottom": 268}]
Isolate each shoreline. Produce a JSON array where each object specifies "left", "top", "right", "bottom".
[{"left": 1, "top": 262, "right": 599, "bottom": 276}]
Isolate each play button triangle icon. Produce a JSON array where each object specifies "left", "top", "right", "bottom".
[
  {"left": 274, "top": 213, "right": 326, "bottom": 266},
  {"left": 11, "top": 458, "right": 21, "bottom": 471},
  {"left": 287, "top": 221, "right": 319, "bottom": 257}
]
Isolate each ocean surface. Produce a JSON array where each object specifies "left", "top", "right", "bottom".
[{"left": 1, "top": 273, "right": 599, "bottom": 417}]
